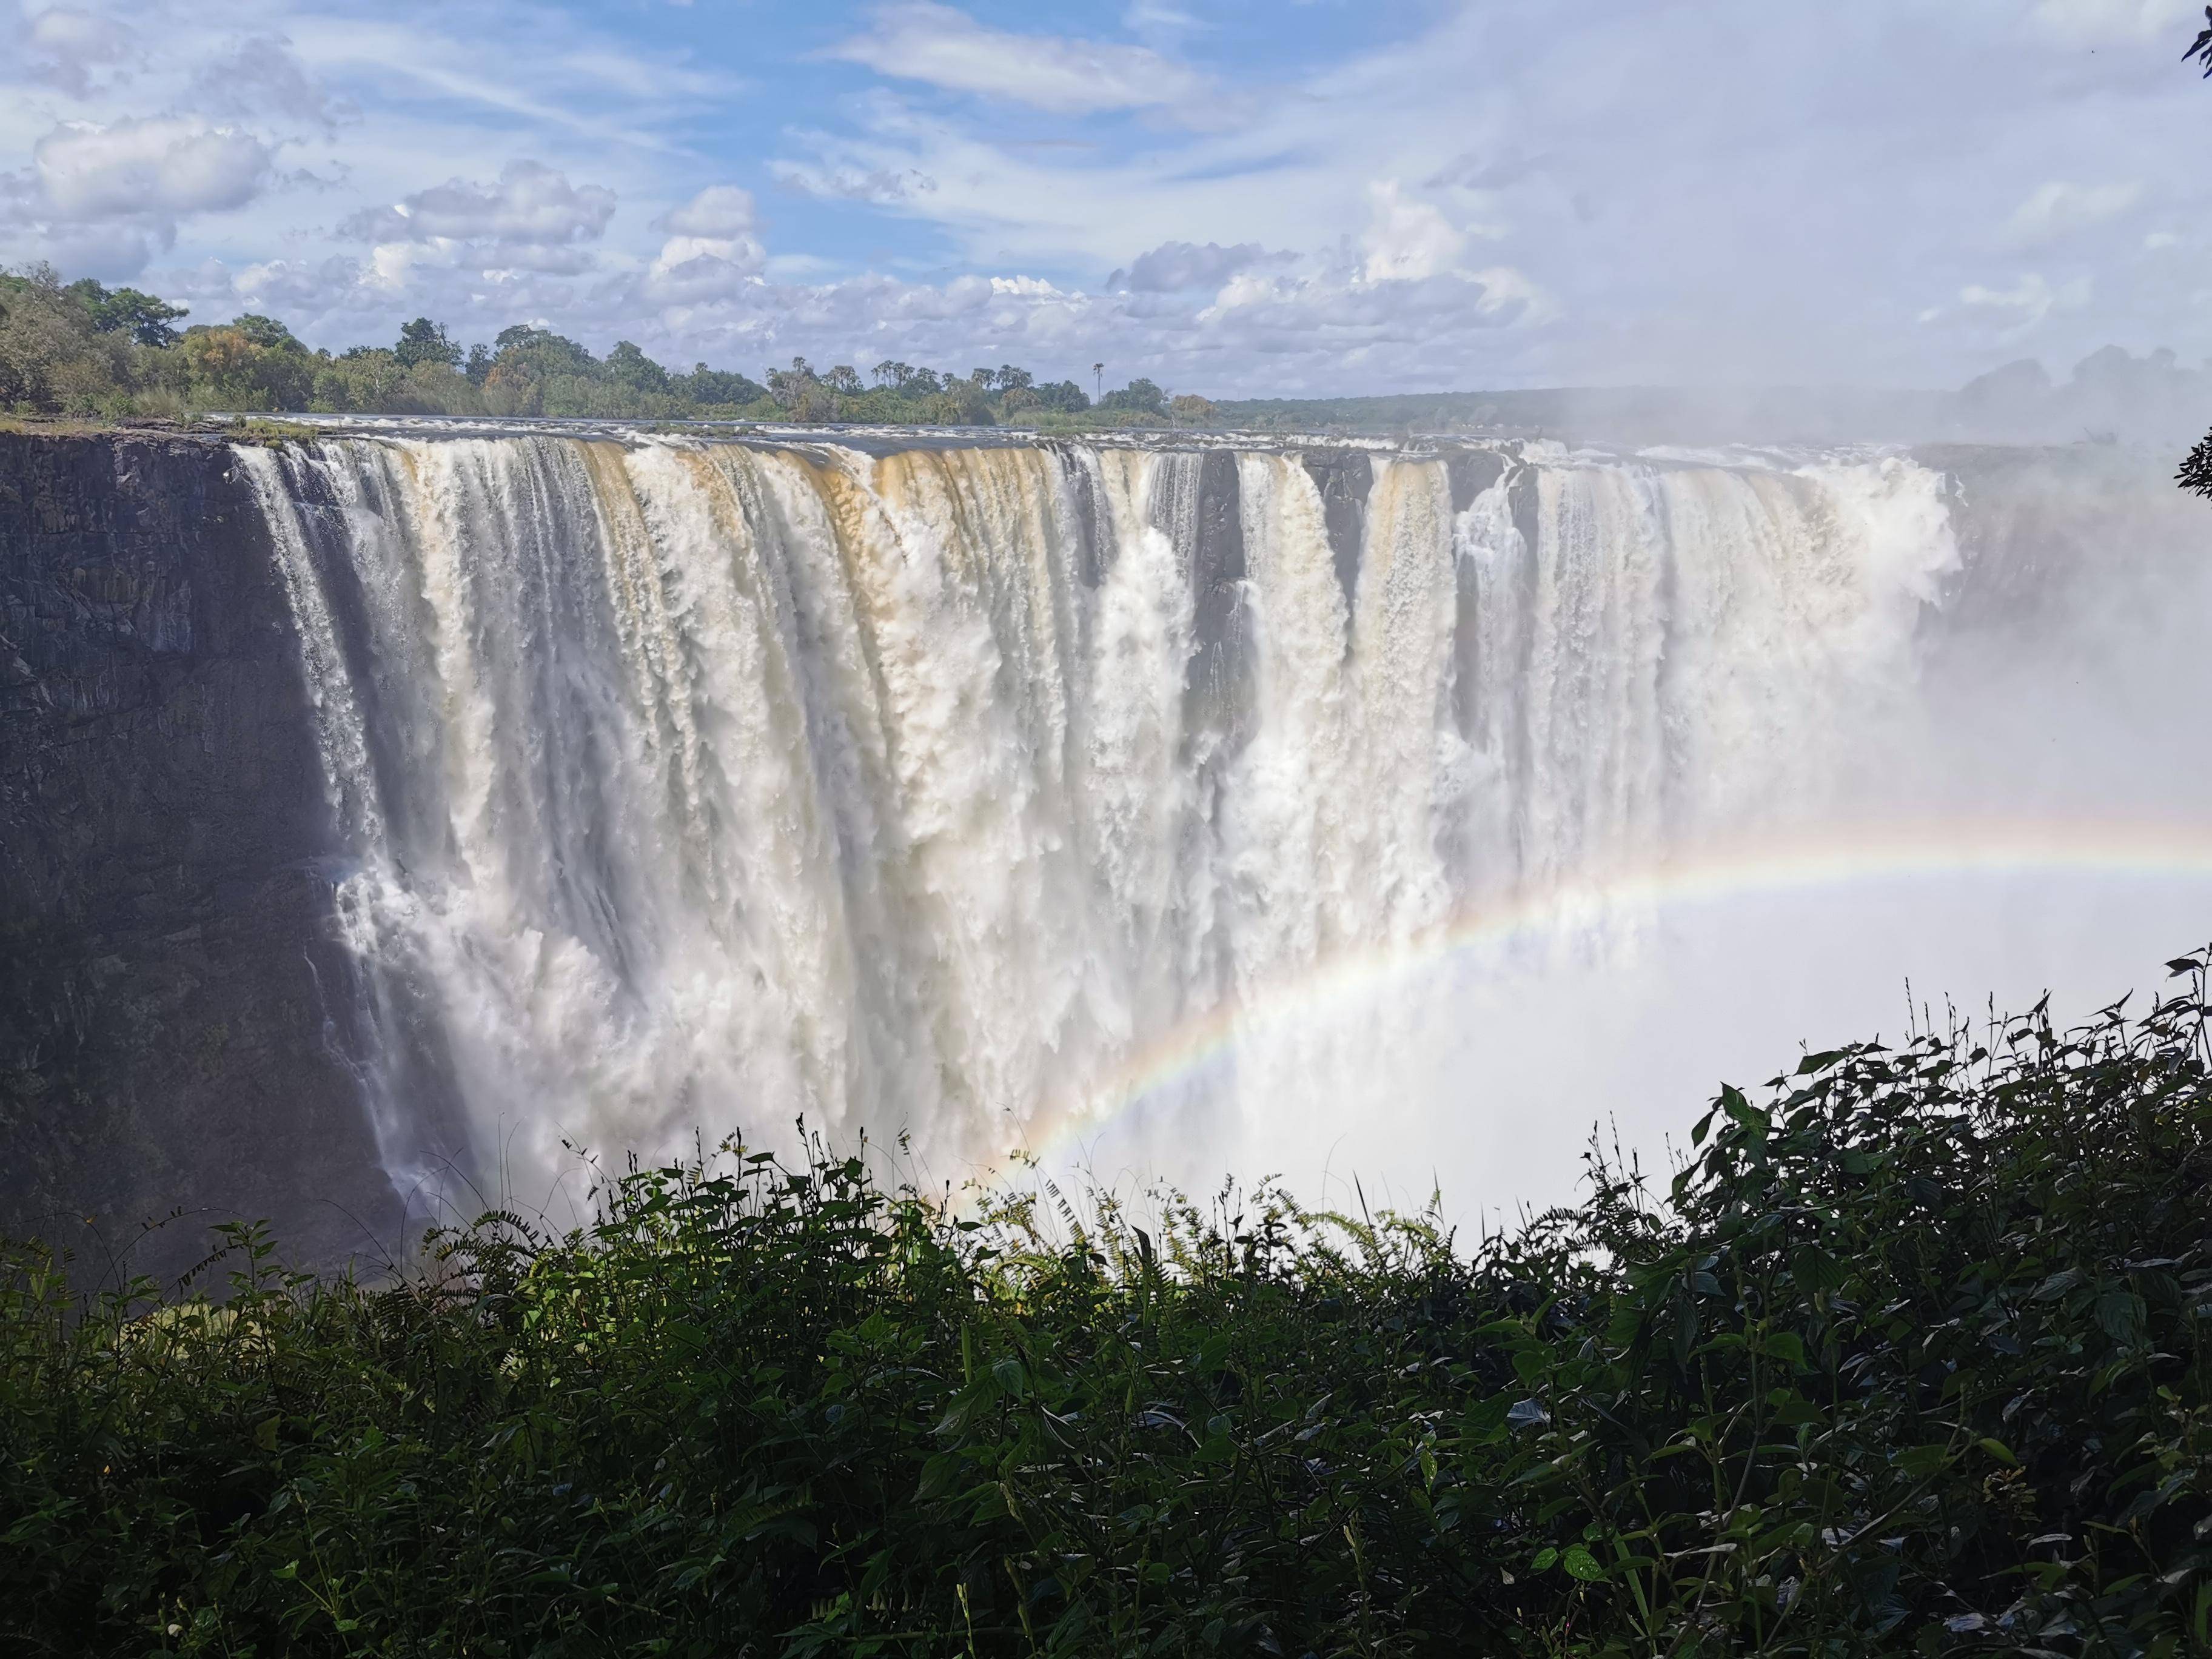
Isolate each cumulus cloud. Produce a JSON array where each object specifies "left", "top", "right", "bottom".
[
  {"left": 1109, "top": 240, "right": 1275, "bottom": 292},
  {"left": 0, "top": 219, "right": 168, "bottom": 280},
  {"left": 32, "top": 0, "right": 2192, "bottom": 394},
  {"left": 342, "top": 160, "right": 615, "bottom": 249},
  {"left": 218, "top": 254, "right": 377, "bottom": 320},
  {"left": 2006, "top": 180, "right": 2144, "bottom": 247},
  {"left": 825, "top": 1, "right": 1210, "bottom": 115},
  {"left": 187, "top": 36, "right": 360, "bottom": 130},
  {"left": 658, "top": 184, "right": 756, "bottom": 238},
  {"left": 646, "top": 239, "right": 765, "bottom": 301},
  {"left": 1359, "top": 181, "right": 1469, "bottom": 284},
  {"left": 16, "top": 7, "right": 133, "bottom": 96},
  {"left": 1466, "top": 264, "right": 1557, "bottom": 324},
  {"left": 643, "top": 183, "right": 766, "bottom": 301},
  {"left": 336, "top": 161, "right": 618, "bottom": 282},
  {"left": 771, "top": 159, "right": 937, "bottom": 204},
  {"left": 0, "top": 115, "right": 275, "bottom": 276},
  {"left": 35, "top": 117, "right": 272, "bottom": 220},
  {"left": 162, "top": 222, "right": 1561, "bottom": 399}
]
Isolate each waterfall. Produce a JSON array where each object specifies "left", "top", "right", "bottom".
[{"left": 234, "top": 433, "right": 1964, "bottom": 1207}]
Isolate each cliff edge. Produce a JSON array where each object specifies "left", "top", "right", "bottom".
[{"left": 0, "top": 431, "right": 398, "bottom": 1282}]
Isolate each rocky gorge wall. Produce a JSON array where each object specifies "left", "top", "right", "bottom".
[{"left": 0, "top": 431, "right": 399, "bottom": 1280}]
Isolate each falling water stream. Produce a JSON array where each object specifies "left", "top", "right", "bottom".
[{"left": 233, "top": 430, "right": 2212, "bottom": 1219}]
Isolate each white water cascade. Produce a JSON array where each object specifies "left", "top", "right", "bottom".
[{"left": 232, "top": 431, "right": 2202, "bottom": 1217}]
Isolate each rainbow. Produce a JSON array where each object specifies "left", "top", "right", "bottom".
[{"left": 1008, "top": 815, "right": 2212, "bottom": 1166}]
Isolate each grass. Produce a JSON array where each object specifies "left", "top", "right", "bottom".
[{"left": 4, "top": 952, "right": 2210, "bottom": 1656}]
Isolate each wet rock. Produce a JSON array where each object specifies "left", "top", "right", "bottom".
[{"left": 0, "top": 432, "right": 398, "bottom": 1285}]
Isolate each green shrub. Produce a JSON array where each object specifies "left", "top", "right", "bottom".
[{"left": 4, "top": 953, "right": 2208, "bottom": 1655}]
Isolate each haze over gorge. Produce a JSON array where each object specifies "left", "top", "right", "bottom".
[{"left": 5, "top": 420, "right": 2207, "bottom": 1261}]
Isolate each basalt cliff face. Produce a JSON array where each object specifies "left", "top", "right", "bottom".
[{"left": 0, "top": 432, "right": 398, "bottom": 1278}]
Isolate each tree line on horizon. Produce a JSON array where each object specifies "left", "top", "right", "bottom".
[{"left": 0, "top": 264, "right": 1218, "bottom": 429}]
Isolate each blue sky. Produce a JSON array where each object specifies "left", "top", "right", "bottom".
[{"left": 4, "top": 0, "right": 2210, "bottom": 395}]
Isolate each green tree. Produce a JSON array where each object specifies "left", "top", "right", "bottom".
[
  {"left": 395, "top": 317, "right": 461, "bottom": 370},
  {"left": 871, "top": 360, "right": 939, "bottom": 396},
  {"left": 64, "top": 279, "right": 189, "bottom": 347},
  {"left": 230, "top": 314, "right": 305, "bottom": 352},
  {"left": 605, "top": 340, "right": 669, "bottom": 394},
  {"left": 180, "top": 316, "right": 317, "bottom": 410},
  {"left": 1099, "top": 376, "right": 1165, "bottom": 414},
  {"left": 494, "top": 325, "right": 595, "bottom": 376},
  {"left": 679, "top": 363, "right": 768, "bottom": 406},
  {"left": 0, "top": 264, "right": 141, "bottom": 412},
  {"left": 928, "top": 375, "right": 997, "bottom": 426},
  {"left": 766, "top": 356, "right": 819, "bottom": 412}
]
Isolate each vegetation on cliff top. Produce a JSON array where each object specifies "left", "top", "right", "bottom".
[
  {"left": 4, "top": 950, "right": 2209, "bottom": 1656},
  {"left": 0, "top": 264, "right": 1218, "bottom": 431}
]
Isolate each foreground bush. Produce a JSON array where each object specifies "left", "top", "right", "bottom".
[{"left": 4, "top": 955, "right": 2209, "bottom": 1657}]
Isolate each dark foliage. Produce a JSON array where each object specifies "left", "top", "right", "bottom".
[
  {"left": 2175, "top": 16, "right": 2212, "bottom": 488},
  {"left": 67, "top": 280, "right": 189, "bottom": 348},
  {"left": 394, "top": 318, "right": 461, "bottom": 372},
  {"left": 2175, "top": 431, "right": 2212, "bottom": 500},
  {"left": 5, "top": 953, "right": 2209, "bottom": 1655},
  {"left": 1099, "top": 377, "right": 1166, "bottom": 414}
]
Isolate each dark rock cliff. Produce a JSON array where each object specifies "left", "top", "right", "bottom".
[{"left": 0, "top": 431, "right": 398, "bottom": 1284}]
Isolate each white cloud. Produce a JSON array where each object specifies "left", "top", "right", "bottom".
[
  {"left": 659, "top": 184, "right": 756, "bottom": 238},
  {"left": 1359, "top": 181, "right": 1467, "bottom": 284},
  {"left": 2006, "top": 180, "right": 2144, "bottom": 247},
  {"left": 2030, "top": 0, "right": 2199, "bottom": 42},
  {"left": 0, "top": 218, "right": 167, "bottom": 280},
  {"left": 1959, "top": 272, "right": 2094, "bottom": 333},
  {"left": 1110, "top": 240, "right": 1275, "bottom": 292},
  {"left": 0, "top": 112, "right": 275, "bottom": 276},
  {"left": 187, "top": 36, "right": 359, "bottom": 130},
  {"left": 342, "top": 160, "right": 615, "bottom": 247},
  {"left": 10, "top": 0, "right": 2202, "bottom": 394},
  {"left": 770, "top": 158, "right": 937, "bottom": 203},
  {"left": 18, "top": 7, "right": 133, "bottom": 96},
  {"left": 220, "top": 254, "right": 375, "bottom": 318},
  {"left": 1426, "top": 147, "right": 1547, "bottom": 193},
  {"left": 646, "top": 239, "right": 764, "bottom": 298},
  {"left": 645, "top": 184, "right": 766, "bottom": 298},
  {"left": 825, "top": 2, "right": 1210, "bottom": 115},
  {"left": 1467, "top": 264, "right": 1557, "bottom": 324},
  {"left": 35, "top": 117, "right": 272, "bottom": 220},
  {"left": 277, "top": 13, "right": 723, "bottom": 156}
]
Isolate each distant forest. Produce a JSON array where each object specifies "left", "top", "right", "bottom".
[
  {"left": 1213, "top": 347, "right": 2212, "bottom": 447},
  {"left": 6, "top": 263, "right": 2204, "bottom": 447},
  {"left": 0, "top": 265, "right": 1216, "bottom": 429}
]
